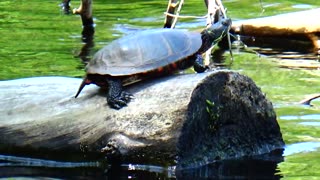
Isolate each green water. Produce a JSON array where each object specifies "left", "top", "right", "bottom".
[{"left": 1, "top": 0, "right": 320, "bottom": 179}]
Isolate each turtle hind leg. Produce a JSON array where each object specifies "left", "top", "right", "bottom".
[
  {"left": 193, "top": 54, "right": 208, "bottom": 73},
  {"left": 106, "top": 78, "right": 133, "bottom": 110}
]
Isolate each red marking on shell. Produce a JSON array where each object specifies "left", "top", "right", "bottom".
[
  {"left": 142, "top": 71, "right": 149, "bottom": 75},
  {"left": 157, "top": 67, "right": 164, "bottom": 73},
  {"left": 171, "top": 62, "right": 178, "bottom": 69},
  {"left": 85, "top": 79, "right": 92, "bottom": 84}
]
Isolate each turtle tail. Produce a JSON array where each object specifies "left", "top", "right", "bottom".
[{"left": 75, "top": 76, "right": 89, "bottom": 98}]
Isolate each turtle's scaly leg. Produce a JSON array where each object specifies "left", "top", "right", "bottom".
[
  {"left": 106, "top": 78, "right": 133, "bottom": 109},
  {"left": 193, "top": 54, "right": 208, "bottom": 73}
]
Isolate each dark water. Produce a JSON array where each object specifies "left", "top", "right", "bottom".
[
  {"left": 1, "top": 0, "right": 320, "bottom": 179},
  {"left": 0, "top": 152, "right": 284, "bottom": 179}
]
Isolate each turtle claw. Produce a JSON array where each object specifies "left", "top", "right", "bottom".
[
  {"left": 106, "top": 78, "right": 134, "bottom": 109},
  {"left": 108, "top": 101, "right": 125, "bottom": 110},
  {"left": 122, "top": 91, "right": 134, "bottom": 102},
  {"left": 108, "top": 92, "right": 133, "bottom": 110}
]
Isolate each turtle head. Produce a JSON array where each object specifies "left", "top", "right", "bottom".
[
  {"left": 199, "top": 18, "right": 231, "bottom": 53},
  {"left": 75, "top": 76, "right": 91, "bottom": 98}
]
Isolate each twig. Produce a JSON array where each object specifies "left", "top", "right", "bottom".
[
  {"left": 217, "top": 1, "right": 234, "bottom": 63},
  {"left": 299, "top": 94, "right": 320, "bottom": 106},
  {"left": 163, "top": 0, "right": 233, "bottom": 65},
  {"left": 259, "top": 0, "right": 265, "bottom": 15},
  {"left": 164, "top": 0, "right": 178, "bottom": 28},
  {"left": 204, "top": 0, "right": 219, "bottom": 65},
  {"left": 216, "top": 0, "right": 227, "bottom": 18},
  {"left": 171, "top": 0, "right": 185, "bottom": 29},
  {"left": 205, "top": 0, "right": 218, "bottom": 27},
  {"left": 204, "top": 0, "right": 233, "bottom": 65}
]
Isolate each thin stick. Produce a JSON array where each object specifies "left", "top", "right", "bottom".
[
  {"left": 216, "top": 0, "right": 227, "bottom": 18},
  {"left": 215, "top": 0, "right": 234, "bottom": 63},
  {"left": 259, "top": 0, "right": 265, "bottom": 14},
  {"left": 217, "top": 0, "right": 234, "bottom": 63},
  {"left": 204, "top": 0, "right": 218, "bottom": 65},
  {"left": 204, "top": 0, "right": 233, "bottom": 65},
  {"left": 206, "top": 0, "right": 218, "bottom": 27},
  {"left": 171, "top": 0, "right": 184, "bottom": 29},
  {"left": 299, "top": 94, "right": 320, "bottom": 105},
  {"left": 164, "top": 0, "right": 178, "bottom": 28}
]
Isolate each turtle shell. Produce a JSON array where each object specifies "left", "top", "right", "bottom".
[{"left": 86, "top": 28, "right": 202, "bottom": 76}]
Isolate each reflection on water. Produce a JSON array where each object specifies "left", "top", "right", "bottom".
[
  {"left": 0, "top": 144, "right": 317, "bottom": 179},
  {"left": 176, "top": 159, "right": 283, "bottom": 179},
  {"left": 0, "top": 150, "right": 284, "bottom": 179},
  {"left": 284, "top": 142, "right": 320, "bottom": 156},
  {"left": 234, "top": 35, "right": 319, "bottom": 61},
  {"left": 280, "top": 114, "right": 320, "bottom": 121},
  {"left": 300, "top": 122, "right": 320, "bottom": 126},
  {"left": 292, "top": 4, "right": 313, "bottom": 9}
]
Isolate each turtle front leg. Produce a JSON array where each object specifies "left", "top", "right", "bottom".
[
  {"left": 193, "top": 54, "right": 208, "bottom": 73},
  {"left": 106, "top": 78, "right": 133, "bottom": 109}
]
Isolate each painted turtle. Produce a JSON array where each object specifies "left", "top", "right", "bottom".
[{"left": 75, "top": 18, "right": 231, "bottom": 109}]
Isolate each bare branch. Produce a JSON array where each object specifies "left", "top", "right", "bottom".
[{"left": 170, "top": 0, "right": 185, "bottom": 29}]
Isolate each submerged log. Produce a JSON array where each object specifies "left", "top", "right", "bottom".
[{"left": 0, "top": 71, "right": 284, "bottom": 167}]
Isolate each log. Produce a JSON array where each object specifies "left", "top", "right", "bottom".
[
  {"left": 0, "top": 71, "right": 284, "bottom": 167},
  {"left": 232, "top": 8, "right": 320, "bottom": 36},
  {"left": 231, "top": 8, "right": 320, "bottom": 53}
]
